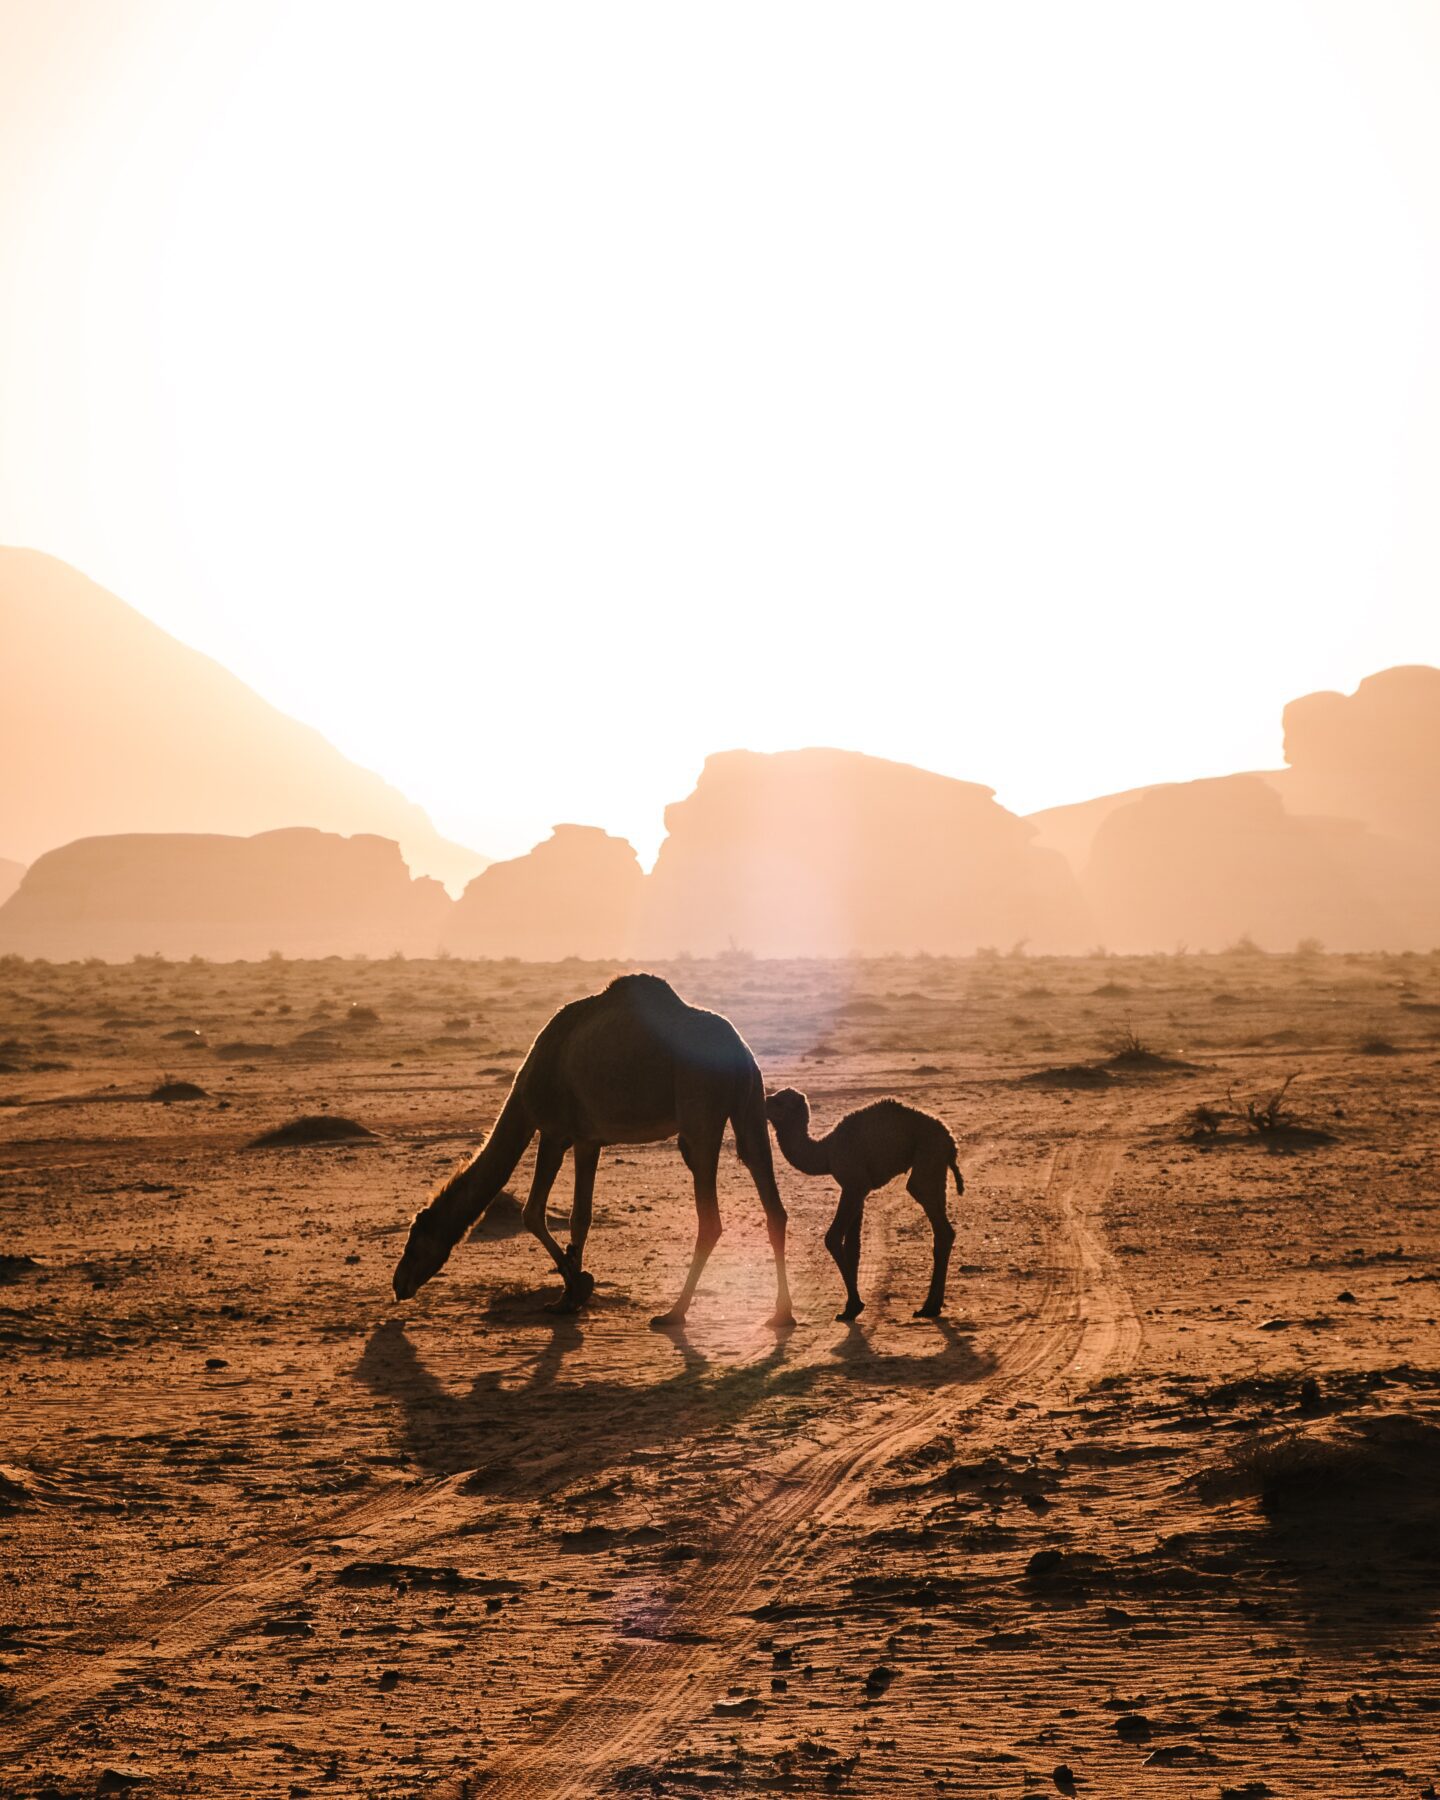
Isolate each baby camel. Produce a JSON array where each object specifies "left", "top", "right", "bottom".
[{"left": 764, "top": 1089, "right": 962, "bottom": 1321}]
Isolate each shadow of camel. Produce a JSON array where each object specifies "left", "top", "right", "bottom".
[{"left": 352, "top": 1311, "right": 994, "bottom": 1497}]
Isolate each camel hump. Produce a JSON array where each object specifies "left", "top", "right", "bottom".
[{"left": 601, "top": 972, "right": 685, "bottom": 1009}]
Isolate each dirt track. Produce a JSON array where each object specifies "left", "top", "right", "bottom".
[{"left": 3, "top": 952, "right": 1438, "bottom": 1796}]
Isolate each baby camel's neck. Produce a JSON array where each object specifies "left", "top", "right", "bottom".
[{"left": 772, "top": 1112, "right": 832, "bottom": 1178}]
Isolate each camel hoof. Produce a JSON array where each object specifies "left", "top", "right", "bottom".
[
  {"left": 836, "top": 1304, "right": 865, "bottom": 1322},
  {"left": 545, "top": 1294, "right": 582, "bottom": 1315},
  {"left": 913, "top": 1303, "right": 942, "bottom": 1319},
  {"left": 649, "top": 1311, "right": 686, "bottom": 1331},
  {"left": 571, "top": 1269, "right": 596, "bottom": 1304},
  {"left": 767, "top": 1310, "right": 798, "bottom": 1332}
]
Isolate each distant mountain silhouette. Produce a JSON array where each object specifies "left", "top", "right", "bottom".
[
  {"left": 0, "top": 549, "right": 486, "bottom": 891},
  {"left": 638, "top": 748, "right": 1086, "bottom": 956},
  {"left": 0, "top": 829, "right": 452, "bottom": 961},
  {"left": 1080, "top": 774, "right": 1438, "bottom": 952},
  {"left": 2, "top": 597, "right": 1435, "bottom": 962},
  {"left": 1027, "top": 782, "right": 1161, "bottom": 872},
  {"left": 1029, "top": 667, "right": 1440, "bottom": 951},
  {"left": 448, "top": 825, "right": 643, "bottom": 959},
  {"left": 0, "top": 857, "right": 23, "bottom": 908},
  {"left": 1267, "top": 665, "right": 1440, "bottom": 846}
]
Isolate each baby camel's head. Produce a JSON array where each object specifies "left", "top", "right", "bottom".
[{"left": 764, "top": 1087, "right": 811, "bottom": 1130}]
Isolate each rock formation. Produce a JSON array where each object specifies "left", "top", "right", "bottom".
[
  {"left": 0, "top": 829, "right": 453, "bottom": 961},
  {"left": 448, "top": 825, "right": 643, "bottom": 960},
  {"left": 0, "top": 858, "right": 23, "bottom": 908},
  {"left": 1080, "top": 775, "right": 1433, "bottom": 952},
  {"left": 1033, "top": 666, "right": 1440, "bottom": 952},
  {"left": 0, "top": 548, "right": 486, "bottom": 891},
  {"left": 1267, "top": 665, "right": 1440, "bottom": 847},
  {"left": 637, "top": 748, "right": 1086, "bottom": 957}
]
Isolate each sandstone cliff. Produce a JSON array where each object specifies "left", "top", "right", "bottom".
[
  {"left": 0, "top": 829, "right": 452, "bottom": 961},
  {"left": 448, "top": 825, "right": 643, "bottom": 960},
  {"left": 638, "top": 748, "right": 1086, "bottom": 957}
]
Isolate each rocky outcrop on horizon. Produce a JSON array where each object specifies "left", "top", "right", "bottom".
[
  {"left": 448, "top": 825, "right": 643, "bottom": 960},
  {"left": 1029, "top": 666, "right": 1440, "bottom": 951},
  {"left": 3, "top": 646, "right": 1436, "bottom": 960},
  {"left": 0, "top": 858, "right": 23, "bottom": 909},
  {"left": 637, "top": 748, "right": 1087, "bottom": 957},
  {"left": 1080, "top": 775, "right": 1438, "bottom": 953},
  {"left": 0, "top": 829, "right": 452, "bottom": 961},
  {"left": 0, "top": 549, "right": 487, "bottom": 892},
  {"left": 1027, "top": 782, "right": 1160, "bottom": 874},
  {"left": 1266, "top": 664, "right": 1440, "bottom": 847}
]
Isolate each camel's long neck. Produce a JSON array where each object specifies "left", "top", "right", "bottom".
[
  {"left": 426, "top": 1087, "right": 534, "bottom": 1248},
  {"left": 770, "top": 1114, "right": 832, "bottom": 1179}
]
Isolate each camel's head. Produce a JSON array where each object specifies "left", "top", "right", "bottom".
[
  {"left": 764, "top": 1087, "right": 810, "bottom": 1130},
  {"left": 391, "top": 1208, "right": 452, "bottom": 1301}
]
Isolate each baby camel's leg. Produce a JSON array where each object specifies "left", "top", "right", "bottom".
[
  {"left": 823, "top": 1186, "right": 868, "bottom": 1320},
  {"left": 907, "top": 1162, "right": 956, "bottom": 1318}
]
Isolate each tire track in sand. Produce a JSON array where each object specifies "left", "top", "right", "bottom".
[
  {"left": 4, "top": 1135, "right": 1130, "bottom": 1772},
  {"left": 454, "top": 1131, "right": 1137, "bottom": 1799},
  {"left": 0, "top": 1139, "right": 1003, "bottom": 1756},
  {"left": 0, "top": 1473, "right": 469, "bottom": 1753}
]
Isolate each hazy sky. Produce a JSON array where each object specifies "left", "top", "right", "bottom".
[{"left": 3, "top": 2, "right": 1438, "bottom": 862}]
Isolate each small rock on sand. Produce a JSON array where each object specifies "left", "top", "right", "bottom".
[{"left": 713, "top": 1695, "right": 758, "bottom": 1717}]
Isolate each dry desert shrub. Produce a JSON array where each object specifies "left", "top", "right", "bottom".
[{"left": 1229, "top": 1072, "right": 1299, "bottom": 1135}]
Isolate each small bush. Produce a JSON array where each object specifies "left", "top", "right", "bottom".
[
  {"left": 1107, "top": 1015, "right": 1150, "bottom": 1061},
  {"left": 246, "top": 1114, "right": 377, "bottom": 1149},
  {"left": 151, "top": 1078, "right": 209, "bottom": 1102},
  {"left": 1232, "top": 1073, "right": 1299, "bottom": 1133}
]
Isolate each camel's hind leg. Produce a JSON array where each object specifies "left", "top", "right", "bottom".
[
  {"left": 732, "top": 1090, "right": 795, "bottom": 1329},
  {"left": 522, "top": 1133, "right": 589, "bottom": 1311},
  {"left": 650, "top": 1121, "right": 725, "bottom": 1330},
  {"left": 908, "top": 1160, "right": 956, "bottom": 1318},
  {"left": 824, "top": 1186, "right": 868, "bottom": 1320}
]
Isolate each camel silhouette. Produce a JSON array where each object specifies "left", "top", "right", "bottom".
[
  {"left": 392, "top": 974, "right": 793, "bottom": 1328},
  {"left": 765, "top": 1088, "right": 962, "bottom": 1321}
]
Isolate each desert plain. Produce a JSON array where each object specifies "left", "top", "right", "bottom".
[{"left": 1, "top": 949, "right": 1438, "bottom": 1798}]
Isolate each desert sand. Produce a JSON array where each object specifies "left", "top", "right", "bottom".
[{"left": 2, "top": 949, "right": 1438, "bottom": 1797}]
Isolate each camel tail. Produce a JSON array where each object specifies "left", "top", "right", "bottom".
[{"left": 948, "top": 1147, "right": 964, "bottom": 1196}]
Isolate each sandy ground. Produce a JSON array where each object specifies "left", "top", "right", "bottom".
[{"left": 2, "top": 949, "right": 1438, "bottom": 1799}]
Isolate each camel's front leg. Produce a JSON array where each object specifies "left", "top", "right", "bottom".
[
  {"left": 562, "top": 1141, "right": 600, "bottom": 1306},
  {"left": 521, "top": 1134, "right": 588, "bottom": 1311}
]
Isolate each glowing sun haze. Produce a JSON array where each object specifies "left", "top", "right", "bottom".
[{"left": 2, "top": 1, "right": 1438, "bottom": 863}]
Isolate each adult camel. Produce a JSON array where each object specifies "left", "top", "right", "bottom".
[{"left": 392, "top": 974, "right": 794, "bottom": 1328}]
